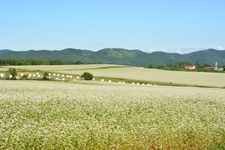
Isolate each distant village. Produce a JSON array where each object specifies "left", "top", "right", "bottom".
[
  {"left": 184, "top": 62, "right": 224, "bottom": 71},
  {"left": 148, "top": 62, "right": 225, "bottom": 72}
]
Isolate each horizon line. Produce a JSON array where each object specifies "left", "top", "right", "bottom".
[{"left": 0, "top": 47, "right": 225, "bottom": 55}]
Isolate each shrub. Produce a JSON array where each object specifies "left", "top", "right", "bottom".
[
  {"left": 6, "top": 68, "right": 17, "bottom": 80},
  {"left": 42, "top": 72, "right": 49, "bottom": 80},
  {"left": 81, "top": 72, "right": 93, "bottom": 80}
]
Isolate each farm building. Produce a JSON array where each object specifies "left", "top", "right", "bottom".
[{"left": 184, "top": 65, "right": 196, "bottom": 70}]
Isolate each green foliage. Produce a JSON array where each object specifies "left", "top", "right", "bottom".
[
  {"left": 1, "top": 48, "right": 225, "bottom": 66},
  {"left": 81, "top": 72, "right": 93, "bottom": 80},
  {"left": 6, "top": 68, "right": 17, "bottom": 80},
  {"left": 42, "top": 72, "right": 49, "bottom": 80},
  {"left": 0, "top": 59, "right": 83, "bottom": 65},
  {"left": 147, "top": 62, "right": 225, "bottom": 73},
  {"left": 151, "top": 63, "right": 193, "bottom": 71}
]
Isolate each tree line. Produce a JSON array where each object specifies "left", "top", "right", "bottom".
[{"left": 0, "top": 59, "right": 83, "bottom": 65}]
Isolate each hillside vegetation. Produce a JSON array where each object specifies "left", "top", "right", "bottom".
[{"left": 1, "top": 48, "right": 225, "bottom": 66}]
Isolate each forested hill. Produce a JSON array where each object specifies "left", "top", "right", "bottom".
[{"left": 0, "top": 48, "right": 225, "bottom": 66}]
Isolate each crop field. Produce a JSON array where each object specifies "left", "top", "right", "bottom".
[
  {"left": 0, "top": 67, "right": 8, "bottom": 71},
  {"left": 4, "top": 64, "right": 225, "bottom": 88},
  {"left": 4, "top": 64, "right": 126, "bottom": 71},
  {"left": 0, "top": 80, "right": 225, "bottom": 149}
]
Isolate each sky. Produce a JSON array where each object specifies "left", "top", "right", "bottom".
[{"left": 0, "top": 0, "right": 225, "bottom": 53}]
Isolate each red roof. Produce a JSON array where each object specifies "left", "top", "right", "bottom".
[{"left": 185, "top": 65, "right": 196, "bottom": 69}]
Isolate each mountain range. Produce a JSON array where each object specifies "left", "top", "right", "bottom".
[{"left": 0, "top": 48, "right": 225, "bottom": 66}]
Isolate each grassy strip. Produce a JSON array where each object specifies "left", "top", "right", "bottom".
[
  {"left": 65, "top": 65, "right": 129, "bottom": 71},
  {"left": 93, "top": 76, "right": 224, "bottom": 89}
]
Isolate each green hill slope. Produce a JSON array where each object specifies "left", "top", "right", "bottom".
[{"left": 0, "top": 48, "right": 225, "bottom": 66}]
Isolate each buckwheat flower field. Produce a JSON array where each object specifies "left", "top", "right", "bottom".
[{"left": 0, "top": 80, "right": 225, "bottom": 149}]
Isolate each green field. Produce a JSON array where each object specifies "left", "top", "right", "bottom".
[
  {"left": 4, "top": 64, "right": 225, "bottom": 88},
  {"left": 0, "top": 80, "right": 225, "bottom": 149}
]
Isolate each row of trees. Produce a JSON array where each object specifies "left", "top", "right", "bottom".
[{"left": 0, "top": 59, "right": 83, "bottom": 65}]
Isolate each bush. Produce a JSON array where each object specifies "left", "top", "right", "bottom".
[
  {"left": 81, "top": 72, "right": 93, "bottom": 80},
  {"left": 6, "top": 68, "right": 17, "bottom": 80},
  {"left": 42, "top": 72, "right": 49, "bottom": 80}
]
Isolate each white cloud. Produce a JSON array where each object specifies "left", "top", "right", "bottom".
[
  {"left": 214, "top": 45, "right": 225, "bottom": 50},
  {"left": 176, "top": 48, "right": 196, "bottom": 54},
  {"left": 145, "top": 48, "right": 168, "bottom": 53},
  {"left": 144, "top": 46, "right": 225, "bottom": 54}
]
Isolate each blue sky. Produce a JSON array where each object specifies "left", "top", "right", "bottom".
[{"left": 0, "top": 0, "right": 225, "bottom": 53}]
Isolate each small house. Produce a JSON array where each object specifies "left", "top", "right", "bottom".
[{"left": 185, "top": 65, "right": 196, "bottom": 70}]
